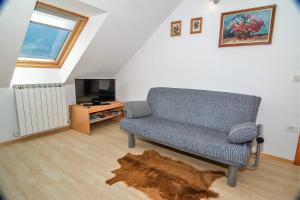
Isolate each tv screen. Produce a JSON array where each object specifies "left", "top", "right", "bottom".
[{"left": 75, "top": 79, "right": 115, "bottom": 104}]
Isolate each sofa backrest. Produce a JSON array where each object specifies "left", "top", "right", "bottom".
[{"left": 147, "top": 87, "right": 261, "bottom": 133}]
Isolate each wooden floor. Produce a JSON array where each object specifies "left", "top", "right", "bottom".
[{"left": 0, "top": 121, "right": 299, "bottom": 200}]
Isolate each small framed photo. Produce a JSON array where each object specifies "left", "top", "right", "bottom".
[
  {"left": 190, "top": 17, "right": 203, "bottom": 34},
  {"left": 170, "top": 20, "right": 182, "bottom": 37}
]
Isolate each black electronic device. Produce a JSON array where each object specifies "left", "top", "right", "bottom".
[{"left": 75, "top": 79, "right": 115, "bottom": 105}]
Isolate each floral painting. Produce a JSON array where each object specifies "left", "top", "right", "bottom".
[
  {"left": 219, "top": 5, "right": 276, "bottom": 47},
  {"left": 170, "top": 20, "right": 181, "bottom": 37}
]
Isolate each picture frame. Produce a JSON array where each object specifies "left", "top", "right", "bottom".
[
  {"left": 219, "top": 5, "right": 276, "bottom": 47},
  {"left": 170, "top": 20, "right": 182, "bottom": 37},
  {"left": 190, "top": 17, "right": 203, "bottom": 34}
]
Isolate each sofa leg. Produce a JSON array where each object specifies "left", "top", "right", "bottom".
[
  {"left": 227, "top": 165, "right": 238, "bottom": 187},
  {"left": 128, "top": 134, "right": 135, "bottom": 148}
]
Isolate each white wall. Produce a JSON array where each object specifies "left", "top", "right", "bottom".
[
  {"left": 0, "top": 0, "right": 36, "bottom": 87},
  {"left": 0, "top": 0, "right": 36, "bottom": 141},
  {"left": 297, "top": 53, "right": 300, "bottom": 138},
  {"left": 60, "top": 14, "right": 107, "bottom": 83},
  {"left": 297, "top": 34, "right": 300, "bottom": 132},
  {"left": 11, "top": 68, "right": 62, "bottom": 85},
  {"left": 66, "top": 0, "right": 183, "bottom": 82},
  {"left": 0, "top": 88, "right": 19, "bottom": 141},
  {"left": 116, "top": 0, "right": 300, "bottom": 160}
]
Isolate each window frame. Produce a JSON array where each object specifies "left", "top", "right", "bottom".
[{"left": 16, "top": 2, "right": 89, "bottom": 68}]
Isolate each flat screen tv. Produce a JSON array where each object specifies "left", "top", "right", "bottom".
[{"left": 75, "top": 79, "right": 115, "bottom": 104}]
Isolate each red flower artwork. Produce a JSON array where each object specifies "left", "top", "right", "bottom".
[{"left": 230, "top": 15, "right": 265, "bottom": 39}]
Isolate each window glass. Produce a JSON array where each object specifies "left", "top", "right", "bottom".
[
  {"left": 16, "top": 2, "right": 88, "bottom": 68},
  {"left": 19, "top": 22, "right": 70, "bottom": 61}
]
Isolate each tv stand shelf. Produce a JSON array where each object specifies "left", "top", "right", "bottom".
[
  {"left": 70, "top": 101, "right": 124, "bottom": 135},
  {"left": 90, "top": 113, "right": 122, "bottom": 124}
]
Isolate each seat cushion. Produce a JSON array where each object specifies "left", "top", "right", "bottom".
[
  {"left": 147, "top": 87, "right": 261, "bottom": 133},
  {"left": 120, "top": 117, "right": 252, "bottom": 166}
]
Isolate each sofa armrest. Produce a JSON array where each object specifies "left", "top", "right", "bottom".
[
  {"left": 124, "top": 101, "right": 152, "bottom": 119},
  {"left": 256, "top": 124, "right": 264, "bottom": 144},
  {"left": 227, "top": 122, "right": 258, "bottom": 144},
  {"left": 247, "top": 124, "right": 264, "bottom": 169}
]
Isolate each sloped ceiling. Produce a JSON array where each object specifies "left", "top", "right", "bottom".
[
  {"left": 0, "top": 0, "right": 36, "bottom": 87},
  {"left": 12, "top": 0, "right": 106, "bottom": 85},
  {"left": 0, "top": 0, "right": 182, "bottom": 86},
  {"left": 66, "top": 0, "right": 183, "bottom": 82}
]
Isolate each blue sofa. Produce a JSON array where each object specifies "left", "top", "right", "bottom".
[{"left": 120, "top": 87, "right": 264, "bottom": 187}]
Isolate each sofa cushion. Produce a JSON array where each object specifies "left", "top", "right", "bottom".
[
  {"left": 147, "top": 87, "right": 261, "bottom": 133},
  {"left": 227, "top": 122, "right": 258, "bottom": 144},
  {"left": 120, "top": 117, "right": 252, "bottom": 166},
  {"left": 125, "top": 101, "right": 152, "bottom": 119}
]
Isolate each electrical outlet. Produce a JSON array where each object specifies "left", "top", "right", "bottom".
[
  {"left": 285, "top": 126, "right": 299, "bottom": 133},
  {"left": 293, "top": 75, "right": 300, "bottom": 82}
]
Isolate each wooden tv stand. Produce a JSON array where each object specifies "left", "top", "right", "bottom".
[{"left": 70, "top": 101, "right": 124, "bottom": 135}]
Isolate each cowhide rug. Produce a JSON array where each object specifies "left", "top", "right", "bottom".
[{"left": 106, "top": 150, "right": 225, "bottom": 200}]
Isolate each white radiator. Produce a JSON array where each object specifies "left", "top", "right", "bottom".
[{"left": 14, "top": 84, "right": 69, "bottom": 136}]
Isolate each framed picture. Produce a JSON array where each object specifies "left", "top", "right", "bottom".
[
  {"left": 190, "top": 17, "right": 203, "bottom": 34},
  {"left": 219, "top": 5, "right": 276, "bottom": 47},
  {"left": 170, "top": 20, "right": 181, "bottom": 37}
]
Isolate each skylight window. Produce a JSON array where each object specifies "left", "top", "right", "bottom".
[{"left": 17, "top": 2, "right": 88, "bottom": 68}]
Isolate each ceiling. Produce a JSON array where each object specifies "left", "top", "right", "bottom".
[
  {"left": 66, "top": 0, "right": 183, "bottom": 82},
  {"left": 0, "top": 0, "right": 36, "bottom": 87},
  {"left": 0, "top": 0, "right": 183, "bottom": 87}
]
